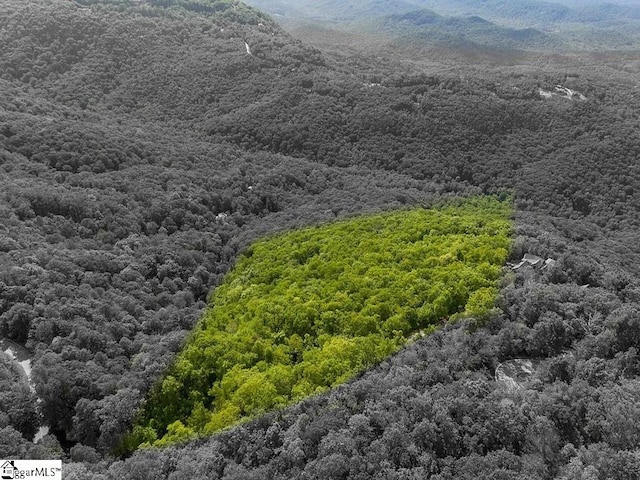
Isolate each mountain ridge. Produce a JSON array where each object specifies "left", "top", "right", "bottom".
[
  {"left": 244, "top": 0, "right": 640, "bottom": 51},
  {"left": 1, "top": 0, "right": 640, "bottom": 478}
]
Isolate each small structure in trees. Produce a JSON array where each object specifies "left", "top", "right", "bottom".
[
  {"left": 511, "top": 253, "right": 556, "bottom": 271},
  {"left": 495, "top": 359, "right": 538, "bottom": 392}
]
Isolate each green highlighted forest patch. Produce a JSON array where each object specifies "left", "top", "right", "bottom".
[{"left": 124, "top": 197, "right": 512, "bottom": 450}]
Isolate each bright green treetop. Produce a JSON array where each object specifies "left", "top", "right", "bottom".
[{"left": 122, "top": 196, "right": 512, "bottom": 451}]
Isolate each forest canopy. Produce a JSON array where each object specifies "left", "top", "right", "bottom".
[
  {"left": 126, "top": 197, "right": 512, "bottom": 450},
  {"left": 2, "top": 0, "right": 640, "bottom": 477},
  {"left": 75, "top": 0, "right": 273, "bottom": 24}
]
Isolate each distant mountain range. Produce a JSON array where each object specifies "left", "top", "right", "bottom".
[
  {"left": 379, "top": 8, "right": 557, "bottom": 51},
  {"left": 244, "top": 0, "right": 640, "bottom": 51}
]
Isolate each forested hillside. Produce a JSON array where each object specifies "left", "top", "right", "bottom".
[
  {"left": 1, "top": 0, "right": 640, "bottom": 478},
  {"left": 125, "top": 200, "right": 511, "bottom": 450}
]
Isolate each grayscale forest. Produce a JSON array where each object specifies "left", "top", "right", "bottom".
[{"left": 1, "top": 1, "right": 639, "bottom": 478}]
